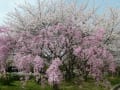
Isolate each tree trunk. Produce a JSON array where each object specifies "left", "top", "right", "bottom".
[{"left": 53, "top": 84, "right": 59, "bottom": 90}]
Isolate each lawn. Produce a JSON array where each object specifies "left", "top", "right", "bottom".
[{"left": 0, "top": 76, "right": 120, "bottom": 90}]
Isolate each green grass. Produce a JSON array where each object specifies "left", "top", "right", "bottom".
[
  {"left": 107, "top": 76, "right": 120, "bottom": 85},
  {"left": 0, "top": 81, "right": 109, "bottom": 90},
  {"left": 0, "top": 76, "right": 120, "bottom": 90}
]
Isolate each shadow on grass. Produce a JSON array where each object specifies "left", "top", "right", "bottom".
[{"left": 0, "top": 82, "right": 16, "bottom": 86}]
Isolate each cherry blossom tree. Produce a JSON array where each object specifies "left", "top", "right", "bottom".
[
  {"left": 73, "top": 29, "right": 116, "bottom": 81},
  {"left": 0, "top": 22, "right": 116, "bottom": 90},
  {"left": 0, "top": 27, "right": 13, "bottom": 74},
  {"left": 5, "top": 0, "right": 120, "bottom": 71},
  {"left": 0, "top": 0, "right": 118, "bottom": 89},
  {"left": 13, "top": 23, "right": 83, "bottom": 81},
  {"left": 13, "top": 23, "right": 116, "bottom": 84}
]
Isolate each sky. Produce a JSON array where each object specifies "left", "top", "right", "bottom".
[
  {"left": 0, "top": 0, "right": 36, "bottom": 25},
  {"left": 0, "top": 0, "right": 120, "bottom": 25}
]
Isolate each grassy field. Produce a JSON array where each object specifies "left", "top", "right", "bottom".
[{"left": 0, "top": 76, "right": 120, "bottom": 90}]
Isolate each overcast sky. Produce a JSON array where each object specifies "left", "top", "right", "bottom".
[{"left": 0, "top": 0, "right": 120, "bottom": 25}]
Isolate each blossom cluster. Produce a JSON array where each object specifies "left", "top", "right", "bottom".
[
  {"left": 46, "top": 58, "right": 62, "bottom": 85},
  {"left": 0, "top": 27, "right": 11, "bottom": 73},
  {"left": 73, "top": 29, "right": 116, "bottom": 80}
]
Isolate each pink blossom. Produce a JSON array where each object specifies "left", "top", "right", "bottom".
[
  {"left": 33, "top": 55, "right": 44, "bottom": 73},
  {"left": 95, "top": 29, "right": 105, "bottom": 41},
  {"left": 46, "top": 58, "right": 62, "bottom": 85},
  {"left": 73, "top": 46, "right": 82, "bottom": 56}
]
